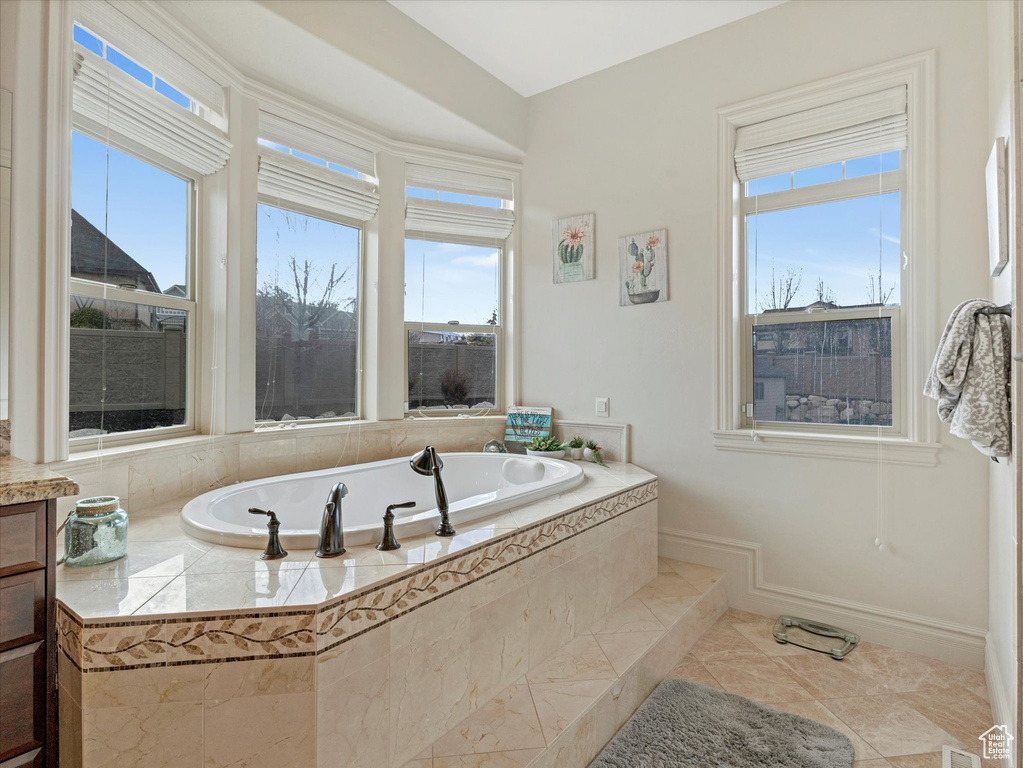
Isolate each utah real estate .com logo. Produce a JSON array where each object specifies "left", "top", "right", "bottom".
[{"left": 979, "top": 724, "right": 1013, "bottom": 761}]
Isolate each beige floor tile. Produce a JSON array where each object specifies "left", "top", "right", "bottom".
[
  {"left": 852, "top": 761, "right": 891, "bottom": 767},
  {"left": 589, "top": 596, "right": 663, "bottom": 634},
  {"left": 899, "top": 688, "right": 994, "bottom": 758},
  {"left": 593, "top": 630, "right": 664, "bottom": 676},
  {"left": 530, "top": 679, "right": 612, "bottom": 743},
  {"left": 846, "top": 648, "right": 987, "bottom": 694},
  {"left": 635, "top": 572, "right": 702, "bottom": 627},
  {"left": 703, "top": 655, "right": 815, "bottom": 704},
  {"left": 665, "top": 658, "right": 724, "bottom": 691},
  {"left": 885, "top": 753, "right": 944, "bottom": 767},
  {"left": 433, "top": 749, "right": 543, "bottom": 767},
  {"left": 775, "top": 654, "right": 892, "bottom": 699},
  {"left": 821, "top": 695, "right": 960, "bottom": 757},
  {"left": 732, "top": 620, "right": 814, "bottom": 657},
  {"left": 767, "top": 699, "right": 883, "bottom": 761},
  {"left": 687, "top": 622, "right": 763, "bottom": 663},
  {"left": 662, "top": 561, "right": 725, "bottom": 590},
  {"left": 433, "top": 683, "right": 546, "bottom": 757},
  {"left": 525, "top": 633, "right": 617, "bottom": 684}
]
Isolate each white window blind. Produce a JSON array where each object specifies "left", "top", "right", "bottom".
[
  {"left": 405, "top": 197, "right": 515, "bottom": 241},
  {"left": 258, "top": 112, "right": 376, "bottom": 179},
  {"left": 258, "top": 148, "right": 380, "bottom": 222},
  {"left": 76, "top": 0, "right": 225, "bottom": 119},
  {"left": 734, "top": 86, "right": 907, "bottom": 182},
  {"left": 405, "top": 163, "right": 514, "bottom": 200},
  {"left": 404, "top": 164, "right": 515, "bottom": 241},
  {"left": 72, "top": 47, "right": 232, "bottom": 177}
]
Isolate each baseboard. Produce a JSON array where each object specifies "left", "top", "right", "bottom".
[
  {"left": 659, "top": 527, "right": 987, "bottom": 669},
  {"left": 986, "top": 634, "right": 1017, "bottom": 768}
]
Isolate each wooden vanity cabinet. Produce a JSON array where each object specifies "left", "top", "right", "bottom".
[{"left": 0, "top": 499, "right": 57, "bottom": 768}]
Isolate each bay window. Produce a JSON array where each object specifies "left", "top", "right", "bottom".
[
  {"left": 404, "top": 164, "right": 514, "bottom": 413},
  {"left": 255, "top": 112, "right": 378, "bottom": 423},
  {"left": 68, "top": 9, "right": 229, "bottom": 444}
]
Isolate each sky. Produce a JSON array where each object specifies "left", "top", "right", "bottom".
[
  {"left": 745, "top": 152, "right": 902, "bottom": 314},
  {"left": 256, "top": 203, "right": 360, "bottom": 312},
  {"left": 405, "top": 239, "right": 500, "bottom": 326},
  {"left": 72, "top": 130, "right": 189, "bottom": 293}
]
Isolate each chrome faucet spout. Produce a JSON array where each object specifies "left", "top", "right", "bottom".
[
  {"left": 410, "top": 446, "right": 455, "bottom": 536},
  {"left": 316, "top": 482, "right": 348, "bottom": 558}
]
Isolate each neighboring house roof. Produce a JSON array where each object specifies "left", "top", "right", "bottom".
[
  {"left": 163, "top": 284, "right": 187, "bottom": 298},
  {"left": 71, "top": 209, "right": 160, "bottom": 293}
]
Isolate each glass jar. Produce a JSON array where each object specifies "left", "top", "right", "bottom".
[{"left": 64, "top": 496, "right": 128, "bottom": 567}]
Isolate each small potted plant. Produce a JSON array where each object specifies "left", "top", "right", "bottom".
[
  {"left": 583, "top": 439, "right": 607, "bottom": 465},
  {"left": 566, "top": 436, "right": 584, "bottom": 460},
  {"left": 526, "top": 435, "right": 566, "bottom": 459}
]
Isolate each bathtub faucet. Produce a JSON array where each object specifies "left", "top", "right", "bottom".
[
  {"left": 410, "top": 446, "right": 455, "bottom": 537},
  {"left": 316, "top": 482, "right": 348, "bottom": 558}
]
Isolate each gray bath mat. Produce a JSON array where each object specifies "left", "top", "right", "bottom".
[{"left": 590, "top": 679, "right": 854, "bottom": 767}]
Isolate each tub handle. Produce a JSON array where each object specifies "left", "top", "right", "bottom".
[
  {"left": 378, "top": 501, "right": 416, "bottom": 552},
  {"left": 247, "top": 508, "right": 288, "bottom": 561}
]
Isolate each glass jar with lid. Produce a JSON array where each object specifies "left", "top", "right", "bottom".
[{"left": 63, "top": 496, "right": 128, "bottom": 567}]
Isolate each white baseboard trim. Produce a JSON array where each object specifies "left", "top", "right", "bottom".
[
  {"left": 985, "top": 634, "right": 1017, "bottom": 768},
  {"left": 659, "top": 527, "right": 986, "bottom": 669}
]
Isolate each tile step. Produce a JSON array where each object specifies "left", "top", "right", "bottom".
[{"left": 402, "top": 558, "right": 728, "bottom": 768}]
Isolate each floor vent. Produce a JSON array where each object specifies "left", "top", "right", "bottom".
[{"left": 943, "top": 745, "right": 981, "bottom": 768}]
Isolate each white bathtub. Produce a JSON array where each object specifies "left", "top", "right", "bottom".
[{"left": 180, "top": 452, "right": 584, "bottom": 549}]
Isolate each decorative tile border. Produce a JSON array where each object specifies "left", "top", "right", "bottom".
[{"left": 58, "top": 481, "right": 657, "bottom": 672}]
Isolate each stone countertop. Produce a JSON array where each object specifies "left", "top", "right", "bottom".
[
  {"left": 55, "top": 460, "right": 656, "bottom": 622},
  {"left": 0, "top": 454, "right": 80, "bottom": 506}
]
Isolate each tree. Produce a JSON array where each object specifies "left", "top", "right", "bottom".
[
  {"left": 813, "top": 277, "right": 835, "bottom": 305},
  {"left": 866, "top": 272, "right": 896, "bottom": 306},
  {"left": 761, "top": 267, "right": 803, "bottom": 311}
]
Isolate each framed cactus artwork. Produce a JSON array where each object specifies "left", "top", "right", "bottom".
[
  {"left": 618, "top": 229, "right": 668, "bottom": 306},
  {"left": 553, "top": 213, "right": 595, "bottom": 283}
]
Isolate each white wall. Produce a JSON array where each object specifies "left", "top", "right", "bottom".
[
  {"left": 520, "top": 0, "right": 993, "bottom": 663},
  {"left": 986, "top": 0, "right": 1018, "bottom": 747}
]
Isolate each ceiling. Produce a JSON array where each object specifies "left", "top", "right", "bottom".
[{"left": 388, "top": 0, "right": 786, "bottom": 97}]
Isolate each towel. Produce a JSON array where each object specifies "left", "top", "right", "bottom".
[{"left": 924, "top": 299, "right": 1011, "bottom": 457}]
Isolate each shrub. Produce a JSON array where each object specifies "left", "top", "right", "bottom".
[
  {"left": 71, "top": 307, "right": 107, "bottom": 329},
  {"left": 440, "top": 369, "right": 470, "bottom": 405}
]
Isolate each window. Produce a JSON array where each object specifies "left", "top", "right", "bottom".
[
  {"left": 254, "top": 113, "right": 377, "bottom": 423},
  {"left": 256, "top": 203, "right": 361, "bottom": 422},
  {"left": 67, "top": 6, "right": 230, "bottom": 445},
  {"left": 743, "top": 156, "right": 903, "bottom": 431},
  {"left": 405, "top": 239, "right": 501, "bottom": 411},
  {"left": 715, "top": 59, "right": 938, "bottom": 463},
  {"left": 403, "top": 163, "right": 513, "bottom": 413},
  {"left": 69, "top": 129, "right": 195, "bottom": 439}
]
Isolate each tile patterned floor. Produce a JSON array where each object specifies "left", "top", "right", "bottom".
[{"left": 669, "top": 607, "right": 995, "bottom": 767}]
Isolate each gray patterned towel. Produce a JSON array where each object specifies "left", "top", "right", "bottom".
[{"left": 924, "top": 299, "right": 1011, "bottom": 457}]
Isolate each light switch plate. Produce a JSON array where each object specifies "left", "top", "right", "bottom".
[{"left": 596, "top": 397, "right": 609, "bottom": 417}]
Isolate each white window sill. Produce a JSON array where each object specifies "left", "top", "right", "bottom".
[
  {"left": 54, "top": 415, "right": 509, "bottom": 471},
  {"left": 712, "top": 429, "right": 941, "bottom": 467}
]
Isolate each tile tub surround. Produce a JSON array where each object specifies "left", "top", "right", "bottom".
[
  {"left": 391, "top": 557, "right": 728, "bottom": 768},
  {"left": 0, "top": 452, "right": 79, "bottom": 504},
  {"left": 57, "top": 467, "right": 659, "bottom": 768},
  {"left": 48, "top": 416, "right": 629, "bottom": 521}
]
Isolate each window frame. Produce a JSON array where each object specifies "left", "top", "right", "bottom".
[
  {"left": 713, "top": 52, "right": 940, "bottom": 466},
  {"left": 739, "top": 163, "right": 907, "bottom": 437},
  {"left": 254, "top": 193, "right": 366, "bottom": 426},
  {"left": 68, "top": 123, "right": 200, "bottom": 450},
  {"left": 403, "top": 231, "right": 504, "bottom": 416}
]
